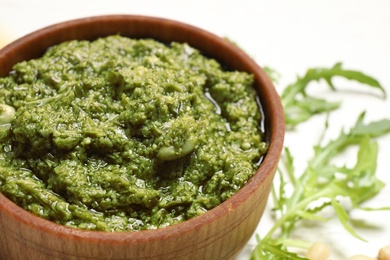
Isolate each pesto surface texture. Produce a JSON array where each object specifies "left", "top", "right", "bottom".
[{"left": 0, "top": 35, "right": 268, "bottom": 231}]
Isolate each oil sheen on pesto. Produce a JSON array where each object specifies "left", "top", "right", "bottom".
[{"left": 0, "top": 35, "right": 268, "bottom": 231}]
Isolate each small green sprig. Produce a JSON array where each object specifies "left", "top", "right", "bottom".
[{"left": 251, "top": 63, "right": 390, "bottom": 259}]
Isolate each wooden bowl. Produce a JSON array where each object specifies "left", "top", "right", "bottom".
[{"left": 0, "top": 15, "right": 284, "bottom": 260}]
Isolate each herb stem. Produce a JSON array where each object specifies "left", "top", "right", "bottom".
[
  {"left": 263, "top": 185, "right": 335, "bottom": 241},
  {"left": 281, "top": 239, "right": 311, "bottom": 250}
]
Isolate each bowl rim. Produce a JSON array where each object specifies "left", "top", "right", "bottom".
[{"left": 0, "top": 14, "right": 285, "bottom": 243}]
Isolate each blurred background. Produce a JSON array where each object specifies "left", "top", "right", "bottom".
[{"left": 1, "top": 1, "right": 389, "bottom": 259}]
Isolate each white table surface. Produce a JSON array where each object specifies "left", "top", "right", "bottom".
[{"left": 1, "top": 1, "right": 389, "bottom": 259}]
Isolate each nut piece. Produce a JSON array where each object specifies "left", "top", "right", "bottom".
[
  {"left": 306, "top": 242, "right": 330, "bottom": 260},
  {"left": 0, "top": 104, "right": 15, "bottom": 125},
  {"left": 378, "top": 245, "right": 390, "bottom": 260},
  {"left": 348, "top": 255, "right": 373, "bottom": 260}
]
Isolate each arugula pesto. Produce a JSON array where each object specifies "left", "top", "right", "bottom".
[{"left": 0, "top": 36, "right": 267, "bottom": 231}]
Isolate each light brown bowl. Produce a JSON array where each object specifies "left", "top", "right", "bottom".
[{"left": 0, "top": 15, "right": 284, "bottom": 260}]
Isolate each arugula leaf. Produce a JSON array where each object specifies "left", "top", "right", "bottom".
[
  {"left": 263, "top": 66, "right": 281, "bottom": 85},
  {"left": 351, "top": 112, "right": 390, "bottom": 137},
  {"left": 250, "top": 64, "right": 390, "bottom": 259},
  {"left": 331, "top": 198, "right": 366, "bottom": 241},
  {"left": 281, "top": 63, "right": 386, "bottom": 128},
  {"left": 251, "top": 235, "right": 309, "bottom": 260},
  {"left": 252, "top": 115, "right": 390, "bottom": 259}
]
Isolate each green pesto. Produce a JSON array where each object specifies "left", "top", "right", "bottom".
[{"left": 0, "top": 35, "right": 268, "bottom": 231}]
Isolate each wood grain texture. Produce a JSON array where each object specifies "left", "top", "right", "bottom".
[{"left": 0, "top": 15, "right": 284, "bottom": 260}]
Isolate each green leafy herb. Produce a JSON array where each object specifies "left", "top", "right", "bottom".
[
  {"left": 281, "top": 62, "right": 385, "bottom": 128},
  {"left": 251, "top": 64, "right": 390, "bottom": 259}
]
